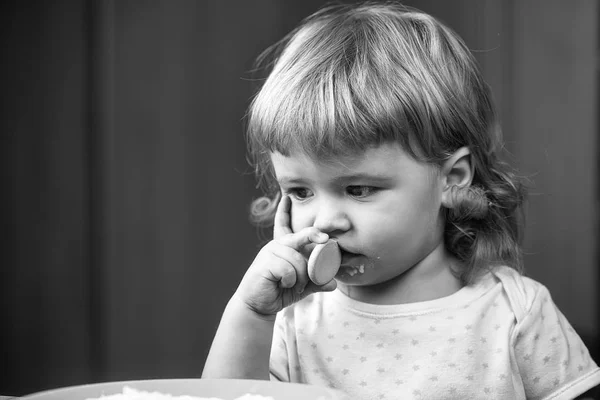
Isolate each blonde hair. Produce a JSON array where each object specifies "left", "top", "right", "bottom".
[{"left": 245, "top": 1, "right": 526, "bottom": 283}]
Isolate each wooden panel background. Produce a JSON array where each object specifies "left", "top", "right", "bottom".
[{"left": 1, "top": 0, "right": 597, "bottom": 396}]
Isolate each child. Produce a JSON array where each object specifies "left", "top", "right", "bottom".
[{"left": 202, "top": 2, "right": 600, "bottom": 398}]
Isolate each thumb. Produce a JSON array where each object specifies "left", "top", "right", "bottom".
[{"left": 301, "top": 279, "right": 338, "bottom": 298}]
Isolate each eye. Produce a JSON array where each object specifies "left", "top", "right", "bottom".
[
  {"left": 286, "top": 187, "right": 313, "bottom": 201},
  {"left": 346, "top": 186, "right": 378, "bottom": 198}
]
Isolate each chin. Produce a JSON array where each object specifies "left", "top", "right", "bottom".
[{"left": 335, "top": 263, "right": 413, "bottom": 287}]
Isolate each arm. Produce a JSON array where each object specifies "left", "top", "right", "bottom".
[
  {"left": 202, "top": 196, "right": 337, "bottom": 379},
  {"left": 202, "top": 295, "right": 275, "bottom": 380}
]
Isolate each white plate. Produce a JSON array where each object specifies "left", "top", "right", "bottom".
[{"left": 20, "top": 379, "right": 349, "bottom": 400}]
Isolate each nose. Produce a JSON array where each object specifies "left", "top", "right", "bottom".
[{"left": 312, "top": 200, "right": 351, "bottom": 235}]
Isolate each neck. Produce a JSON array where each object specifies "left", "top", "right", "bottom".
[{"left": 337, "top": 242, "right": 463, "bottom": 305}]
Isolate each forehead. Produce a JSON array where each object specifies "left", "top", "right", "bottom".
[{"left": 270, "top": 143, "right": 436, "bottom": 181}]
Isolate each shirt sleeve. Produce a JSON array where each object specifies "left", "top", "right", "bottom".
[
  {"left": 269, "top": 311, "right": 291, "bottom": 382},
  {"left": 512, "top": 284, "right": 600, "bottom": 400}
]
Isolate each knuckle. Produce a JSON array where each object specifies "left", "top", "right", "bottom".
[
  {"left": 282, "top": 265, "right": 297, "bottom": 284},
  {"left": 284, "top": 264, "right": 297, "bottom": 278}
]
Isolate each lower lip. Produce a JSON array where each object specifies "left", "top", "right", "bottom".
[{"left": 341, "top": 251, "right": 363, "bottom": 265}]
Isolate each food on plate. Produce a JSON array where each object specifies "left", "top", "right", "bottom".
[{"left": 84, "top": 386, "right": 274, "bottom": 400}]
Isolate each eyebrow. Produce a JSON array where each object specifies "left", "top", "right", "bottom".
[
  {"left": 277, "top": 173, "right": 393, "bottom": 185},
  {"left": 277, "top": 177, "right": 306, "bottom": 185}
]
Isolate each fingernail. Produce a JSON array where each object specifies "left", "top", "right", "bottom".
[{"left": 297, "top": 286, "right": 304, "bottom": 294}]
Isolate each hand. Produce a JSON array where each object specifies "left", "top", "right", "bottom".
[{"left": 234, "top": 195, "right": 338, "bottom": 317}]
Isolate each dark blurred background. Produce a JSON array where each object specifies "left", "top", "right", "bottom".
[{"left": 1, "top": 0, "right": 597, "bottom": 396}]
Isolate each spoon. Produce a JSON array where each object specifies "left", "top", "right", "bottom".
[{"left": 307, "top": 240, "right": 341, "bottom": 285}]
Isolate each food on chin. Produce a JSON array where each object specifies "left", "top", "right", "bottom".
[
  {"left": 340, "top": 264, "right": 365, "bottom": 276},
  {"left": 84, "top": 386, "right": 274, "bottom": 400}
]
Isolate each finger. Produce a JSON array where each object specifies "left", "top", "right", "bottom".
[
  {"left": 267, "top": 242, "right": 309, "bottom": 293},
  {"left": 292, "top": 279, "right": 338, "bottom": 305},
  {"left": 267, "top": 257, "right": 298, "bottom": 289},
  {"left": 303, "top": 278, "right": 338, "bottom": 296},
  {"left": 278, "top": 226, "right": 329, "bottom": 250},
  {"left": 273, "top": 195, "right": 293, "bottom": 239},
  {"left": 319, "top": 278, "right": 338, "bottom": 292}
]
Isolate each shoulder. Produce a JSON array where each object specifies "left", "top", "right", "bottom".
[
  {"left": 491, "top": 265, "right": 546, "bottom": 299},
  {"left": 494, "top": 266, "right": 600, "bottom": 398},
  {"left": 490, "top": 265, "right": 551, "bottom": 323}
]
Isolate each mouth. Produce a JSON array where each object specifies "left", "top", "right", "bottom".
[
  {"left": 337, "top": 245, "right": 366, "bottom": 269},
  {"left": 337, "top": 245, "right": 358, "bottom": 260}
]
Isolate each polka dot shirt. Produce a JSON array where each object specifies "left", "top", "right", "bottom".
[{"left": 269, "top": 266, "right": 600, "bottom": 399}]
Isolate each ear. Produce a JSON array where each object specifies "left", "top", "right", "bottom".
[{"left": 441, "top": 147, "right": 474, "bottom": 207}]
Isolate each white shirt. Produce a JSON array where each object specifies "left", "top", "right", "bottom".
[{"left": 270, "top": 266, "right": 600, "bottom": 399}]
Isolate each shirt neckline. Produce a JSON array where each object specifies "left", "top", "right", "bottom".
[{"left": 329, "top": 270, "right": 498, "bottom": 317}]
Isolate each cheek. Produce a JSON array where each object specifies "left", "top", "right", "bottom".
[
  {"left": 364, "top": 195, "right": 441, "bottom": 241},
  {"left": 289, "top": 205, "right": 313, "bottom": 233}
]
